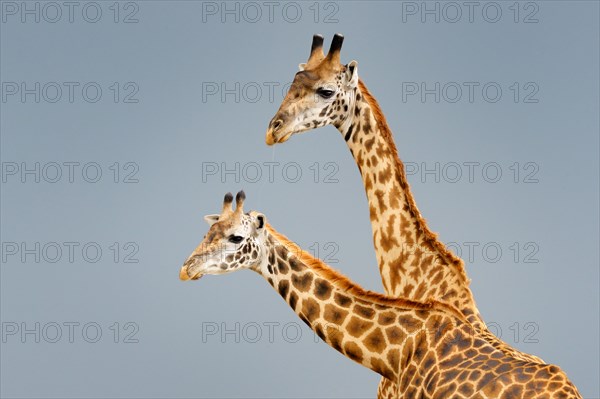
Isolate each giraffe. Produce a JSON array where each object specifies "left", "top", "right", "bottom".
[
  {"left": 179, "top": 191, "right": 581, "bottom": 398},
  {"left": 265, "top": 34, "right": 552, "bottom": 397}
]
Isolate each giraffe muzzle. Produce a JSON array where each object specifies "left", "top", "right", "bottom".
[
  {"left": 265, "top": 130, "right": 276, "bottom": 146},
  {"left": 266, "top": 118, "right": 291, "bottom": 145},
  {"left": 179, "top": 265, "right": 203, "bottom": 281},
  {"left": 265, "top": 128, "right": 293, "bottom": 146}
]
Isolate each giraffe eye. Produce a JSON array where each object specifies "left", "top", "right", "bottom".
[
  {"left": 228, "top": 235, "right": 244, "bottom": 244},
  {"left": 316, "top": 88, "right": 335, "bottom": 99}
]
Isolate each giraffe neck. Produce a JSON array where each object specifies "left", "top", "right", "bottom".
[
  {"left": 254, "top": 224, "right": 469, "bottom": 382},
  {"left": 252, "top": 226, "right": 581, "bottom": 398},
  {"left": 335, "top": 79, "right": 548, "bottom": 383},
  {"left": 337, "top": 79, "right": 482, "bottom": 328}
]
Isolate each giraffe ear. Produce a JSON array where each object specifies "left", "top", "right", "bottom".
[
  {"left": 345, "top": 60, "right": 358, "bottom": 88},
  {"left": 298, "top": 63, "right": 307, "bottom": 71},
  {"left": 204, "top": 214, "right": 220, "bottom": 226},
  {"left": 253, "top": 213, "right": 266, "bottom": 230}
]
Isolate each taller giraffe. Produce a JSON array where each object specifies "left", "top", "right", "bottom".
[
  {"left": 179, "top": 192, "right": 581, "bottom": 398},
  {"left": 265, "top": 33, "right": 546, "bottom": 397}
]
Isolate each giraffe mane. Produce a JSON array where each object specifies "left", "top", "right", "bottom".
[
  {"left": 356, "top": 78, "right": 471, "bottom": 287},
  {"left": 265, "top": 223, "right": 469, "bottom": 324}
]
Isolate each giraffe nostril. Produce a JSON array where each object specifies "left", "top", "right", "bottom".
[{"left": 272, "top": 119, "right": 283, "bottom": 131}]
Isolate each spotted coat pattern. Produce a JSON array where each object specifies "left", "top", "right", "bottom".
[{"left": 181, "top": 195, "right": 581, "bottom": 398}]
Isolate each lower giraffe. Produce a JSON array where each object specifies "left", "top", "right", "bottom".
[{"left": 179, "top": 191, "right": 581, "bottom": 398}]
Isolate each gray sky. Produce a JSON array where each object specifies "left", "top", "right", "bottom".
[{"left": 1, "top": 1, "right": 598, "bottom": 398}]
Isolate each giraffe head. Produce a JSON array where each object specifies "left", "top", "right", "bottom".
[
  {"left": 179, "top": 191, "right": 267, "bottom": 281},
  {"left": 266, "top": 33, "right": 359, "bottom": 145}
]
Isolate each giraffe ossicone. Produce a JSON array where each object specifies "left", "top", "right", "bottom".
[{"left": 179, "top": 191, "right": 581, "bottom": 398}]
